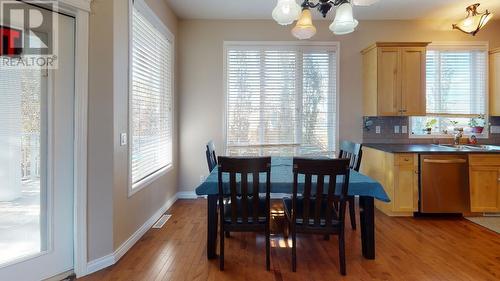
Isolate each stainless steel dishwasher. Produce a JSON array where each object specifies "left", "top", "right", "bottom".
[{"left": 420, "top": 154, "right": 470, "bottom": 213}]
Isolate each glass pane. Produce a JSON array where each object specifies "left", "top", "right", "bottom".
[
  {"left": 410, "top": 116, "right": 487, "bottom": 136},
  {"left": 0, "top": 62, "right": 47, "bottom": 265}
]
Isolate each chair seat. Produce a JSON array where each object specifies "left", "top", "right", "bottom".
[
  {"left": 283, "top": 197, "right": 340, "bottom": 226},
  {"left": 223, "top": 196, "right": 267, "bottom": 223}
]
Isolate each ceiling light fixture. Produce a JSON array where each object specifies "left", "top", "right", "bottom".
[
  {"left": 273, "top": 0, "right": 362, "bottom": 40},
  {"left": 453, "top": 3, "right": 493, "bottom": 36}
]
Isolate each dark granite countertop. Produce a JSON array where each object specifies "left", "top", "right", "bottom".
[{"left": 363, "top": 143, "right": 500, "bottom": 154}]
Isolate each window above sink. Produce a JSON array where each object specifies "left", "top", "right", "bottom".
[
  {"left": 411, "top": 116, "right": 488, "bottom": 138},
  {"left": 409, "top": 42, "right": 488, "bottom": 139}
]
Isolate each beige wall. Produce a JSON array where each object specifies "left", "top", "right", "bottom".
[
  {"left": 178, "top": 19, "right": 500, "bottom": 192},
  {"left": 87, "top": 0, "right": 178, "bottom": 261},
  {"left": 112, "top": 0, "right": 179, "bottom": 251}
]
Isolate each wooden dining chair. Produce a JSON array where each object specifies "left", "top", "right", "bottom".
[
  {"left": 206, "top": 140, "right": 217, "bottom": 172},
  {"left": 338, "top": 141, "right": 362, "bottom": 230},
  {"left": 283, "top": 158, "right": 351, "bottom": 275},
  {"left": 217, "top": 156, "right": 272, "bottom": 271}
]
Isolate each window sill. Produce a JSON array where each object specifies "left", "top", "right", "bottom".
[
  {"left": 409, "top": 133, "right": 489, "bottom": 139},
  {"left": 128, "top": 164, "right": 173, "bottom": 197}
]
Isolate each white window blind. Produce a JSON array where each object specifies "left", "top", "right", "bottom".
[
  {"left": 426, "top": 49, "right": 487, "bottom": 115},
  {"left": 130, "top": 3, "right": 173, "bottom": 186},
  {"left": 225, "top": 44, "right": 337, "bottom": 156}
]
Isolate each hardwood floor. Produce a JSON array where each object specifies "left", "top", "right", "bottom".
[{"left": 79, "top": 199, "right": 500, "bottom": 281}]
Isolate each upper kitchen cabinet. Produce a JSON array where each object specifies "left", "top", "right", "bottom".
[
  {"left": 490, "top": 48, "right": 500, "bottom": 116},
  {"left": 362, "top": 42, "right": 430, "bottom": 116}
]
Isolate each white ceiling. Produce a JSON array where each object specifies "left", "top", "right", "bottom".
[{"left": 164, "top": 0, "right": 500, "bottom": 21}]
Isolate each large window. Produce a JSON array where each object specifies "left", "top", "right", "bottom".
[
  {"left": 130, "top": 0, "right": 173, "bottom": 192},
  {"left": 410, "top": 43, "right": 488, "bottom": 137},
  {"left": 224, "top": 42, "right": 338, "bottom": 156}
]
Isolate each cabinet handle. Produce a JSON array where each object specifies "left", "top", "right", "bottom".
[{"left": 423, "top": 159, "right": 467, "bottom": 164}]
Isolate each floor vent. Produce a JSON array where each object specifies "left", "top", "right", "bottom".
[{"left": 152, "top": 214, "right": 172, "bottom": 229}]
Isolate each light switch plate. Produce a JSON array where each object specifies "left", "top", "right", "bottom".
[
  {"left": 375, "top": 126, "right": 381, "bottom": 134},
  {"left": 120, "top": 133, "right": 127, "bottom": 146},
  {"left": 402, "top": 125, "right": 408, "bottom": 134},
  {"left": 394, "top": 126, "right": 400, "bottom": 134}
]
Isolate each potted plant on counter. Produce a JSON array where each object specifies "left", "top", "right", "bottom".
[
  {"left": 424, "top": 119, "right": 437, "bottom": 135},
  {"left": 469, "top": 115, "right": 485, "bottom": 134}
]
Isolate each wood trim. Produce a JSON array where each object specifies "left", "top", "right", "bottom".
[
  {"left": 489, "top": 47, "right": 500, "bottom": 54},
  {"left": 361, "top": 42, "right": 431, "bottom": 54}
]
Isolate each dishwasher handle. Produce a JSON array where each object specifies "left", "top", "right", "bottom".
[{"left": 423, "top": 159, "right": 467, "bottom": 164}]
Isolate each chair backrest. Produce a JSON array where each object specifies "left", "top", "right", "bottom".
[
  {"left": 206, "top": 140, "right": 217, "bottom": 172},
  {"left": 338, "top": 141, "right": 363, "bottom": 171},
  {"left": 217, "top": 156, "right": 272, "bottom": 224},
  {"left": 292, "top": 158, "right": 351, "bottom": 228}
]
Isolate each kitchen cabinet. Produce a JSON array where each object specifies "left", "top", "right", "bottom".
[
  {"left": 469, "top": 155, "right": 500, "bottom": 212},
  {"left": 490, "top": 48, "right": 500, "bottom": 116},
  {"left": 361, "top": 42, "right": 429, "bottom": 116},
  {"left": 360, "top": 147, "right": 418, "bottom": 216}
]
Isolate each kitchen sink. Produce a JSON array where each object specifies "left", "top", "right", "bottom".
[{"left": 434, "top": 144, "right": 500, "bottom": 151}]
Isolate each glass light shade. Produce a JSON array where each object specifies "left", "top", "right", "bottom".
[
  {"left": 329, "top": 2, "right": 359, "bottom": 35},
  {"left": 272, "top": 0, "right": 301, "bottom": 26},
  {"left": 453, "top": 7, "right": 493, "bottom": 36},
  {"left": 353, "top": 0, "right": 380, "bottom": 6},
  {"left": 292, "top": 9, "right": 317, "bottom": 40}
]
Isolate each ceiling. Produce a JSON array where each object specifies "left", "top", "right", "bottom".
[{"left": 164, "top": 0, "right": 499, "bottom": 21}]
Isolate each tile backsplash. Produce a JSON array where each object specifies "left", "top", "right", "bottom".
[{"left": 363, "top": 116, "right": 500, "bottom": 144}]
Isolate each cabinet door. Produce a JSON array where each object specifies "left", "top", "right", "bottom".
[
  {"left": 394, "top": 163, "right": 417, "bottom": 212},
  {"left": 401, "top": 47, "right": 426, "bottom": 116},
  {"left": 469, "top": 166, "right": 500, "bottom": 212},
  {"left": 377, "top": 48, "right": 401, "bottom": 116}
]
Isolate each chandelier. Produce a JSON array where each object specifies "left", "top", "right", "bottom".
[
  {"left": 272, "top": 0, "right": 360, "bottom": 40},
  {"left": 452, "top": 3, "right": 493, "bottom": 36}
]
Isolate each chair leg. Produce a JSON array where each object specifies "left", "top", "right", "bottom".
[
  {"left": 323, "top": 234, "right": 330, "bottom": 241},
  {"left": 220, "top": 226, "right": 225, "bottom": 270},
  {"left": 339, "top": 232, "right": 346, "bottom": 275},
  {"left": 266, "top": 224, "right": 270, "bottom": 271},
  {"left": 291, "top": 226, "right": 297, "bottom": 272},
  {"left": 349, "top": 198, "right": 356, "bottom": 230},
  {"left": 225, "top": 231, "right": 230, "bottom": 238},
  {"left": 283, "top": 219, "right": 289, "bottom": 239}
]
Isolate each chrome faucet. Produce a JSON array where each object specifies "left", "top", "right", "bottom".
[{"left": 454, "top": 130, "right": 463, "bottom": 145}]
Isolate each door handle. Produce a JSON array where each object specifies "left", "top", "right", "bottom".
[{"left": 423, "top": 159, "right": 467, "bottom": 164}]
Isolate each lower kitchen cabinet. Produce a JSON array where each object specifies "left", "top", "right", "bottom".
[
  {"left": 469, "top": 155, "right": 500, "bottom": 212},
  {"left": 361, "top": 147, "right": 418, "bottom": 216}
]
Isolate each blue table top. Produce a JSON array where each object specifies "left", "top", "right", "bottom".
[{"left": 195, "top": 157, "right": 390, "bottom": 202}]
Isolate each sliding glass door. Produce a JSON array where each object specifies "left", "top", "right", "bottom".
[{"left": 0, "top": 3, "right": 76, "bottom": 280}]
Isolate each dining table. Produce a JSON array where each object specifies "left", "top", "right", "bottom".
[{"left": 195, "top": 157, "right": 390, "bottom": 260}]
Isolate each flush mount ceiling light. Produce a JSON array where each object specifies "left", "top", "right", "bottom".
[
  {"left": 453, "top": 3, "right": 493, "bottom": 36},
  {"left": 273, "top": 0, "right": 375, "bottom": 40}
]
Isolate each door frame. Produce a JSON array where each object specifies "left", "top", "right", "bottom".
[{"left": 55, "top": 0, "right": 90, "bottom": 278}]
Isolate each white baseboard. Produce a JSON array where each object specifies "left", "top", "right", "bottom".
[
  {"left": 86, "top": 254, "right": 114, "bottom": 275},
  {"left": 177, "top": 191, "right": 200, "bottom": 199},
  {"left": 84, "top": 192, "right": 179, "bottom": 276}
]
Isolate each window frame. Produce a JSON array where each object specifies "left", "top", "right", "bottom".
[
  {"left": 222, "top": 41, "right": 340, "bottom": 156},
  {"left": 128, "top": 0, "right": 175, "bottom": 196},
  {"left": 409, "top": 41, "right": 489, "bottom": 139}
]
